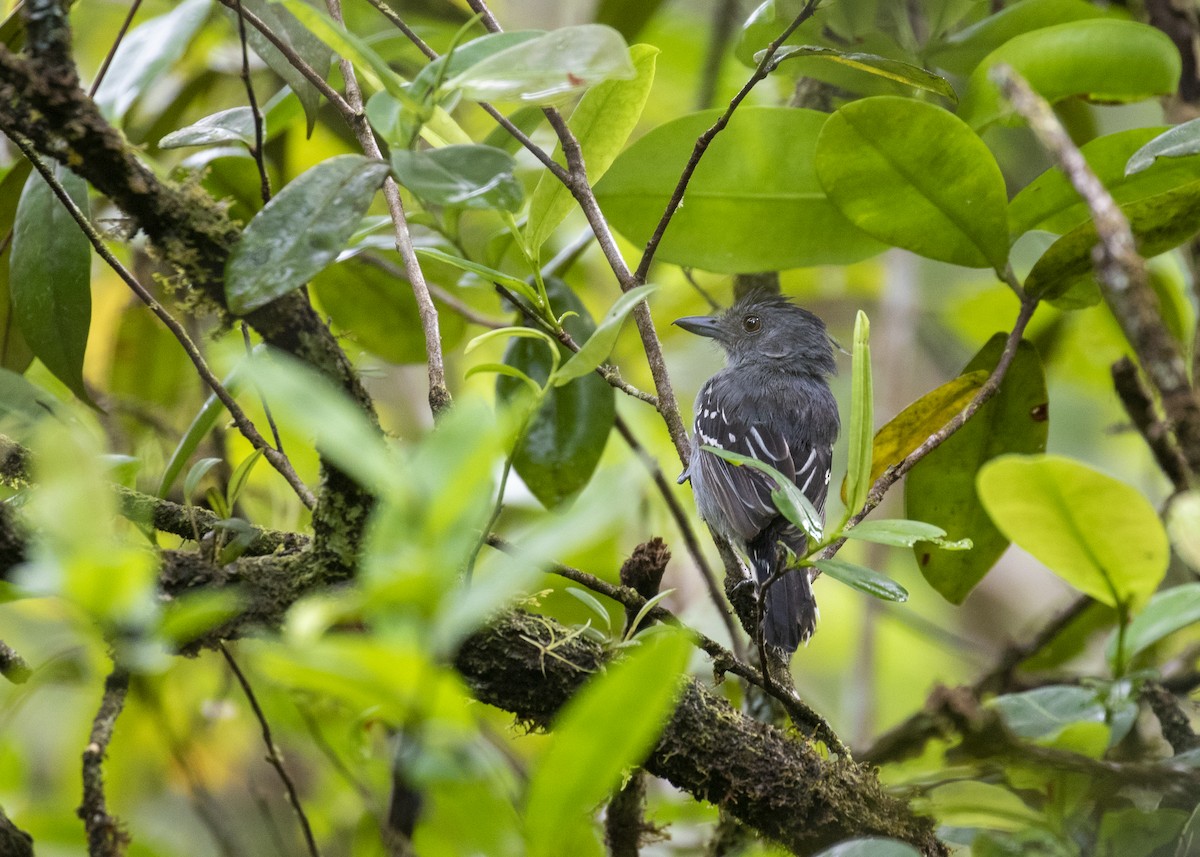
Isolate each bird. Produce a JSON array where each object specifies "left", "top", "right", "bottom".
[{"left": 675, "top": 291, "right": 840, "bottom": 652}]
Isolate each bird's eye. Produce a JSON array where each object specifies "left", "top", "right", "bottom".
[{"left": 742, "top": 314, "right": 762, "bottom": 333}]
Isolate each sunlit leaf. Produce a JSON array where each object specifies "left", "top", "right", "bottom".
[
  {"left": 159, "top": 107, "right": 257, "bottom": 150},
  {"left": 844, "top": 311, "right": 873, "bottom": 515},
  {"left": 1106, "top": 583, "right": 1200, "bottom": 667},
  {"left": 843, "top": 519, "right": 970, "bottom": 550},
  {"left": 553, "top": 284, "right": 657, "bottom": 385},
  {"left": 813, "top": 558, "right": 908, "bottom": 602},
  {"left": 225, "top": 155, "right": 391, "bottom": 315}
]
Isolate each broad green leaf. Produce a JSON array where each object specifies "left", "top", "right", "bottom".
[
  {"left": 10, "top": 167, "right": 92, "bottom": 403},
  {"left": 0, "top": 159, "right": 33, "bottom": 373},
  {"left": 1106, "top": 583, "right": 1200, "bottom": 667},
  {"left": 237, "top": 0, "right": 331, "bottom": 135},
  {"left": 1024, "top": 180, "right": 1200, "bottom": 303},
  {"left": 814, "top": 839, "right": 921, "bottom": 857},
  {"left": 414, "top": 247, "right": 542, "bottom": 306},
  {"left": 225, "top": 155, "right": 391, "bottom": 316},
  {"left": 812, "top": 558, "right": 908, "bottom": 602},
  {"left": 763, "top": 46, "right": 956, "bottom": 102},
  {"left": 311, "top": 258, "right": 464, "bottom": 365},
  {"left": 989, "top": 684, "right": 1106, "bottom": 741},
  {"left": 844, "top": 311, "right": 873, "bottom": 515},
  {"left": 92, "top": 0, "right": 210, "bottom": 122},
  {"left": 445, "top": 24, "right": 635, "bottom": 104},
  {"left": 525, "top": 43, "right": 658, "bottom": 254},
  {"left": 862, "top": 370, "right": 987, "bottom": 492},
  {"left": 927, "top": 0, "right": 1110, "bottom": 76},
  {"left": 1007, "top": 127, "right": 1200, "bottom": 240},
  {"left": 905, "top": 337, "right": 1048, "bottom": 604},
  {"left": 1167, "top": 489, "right": 1200, "bottom": 571},
  {"left": 924, "top": 781, "right": 1044, "bottom": 831},
  {"left": 977, "top": 454, "right": 1169, "bottom": 608},
  {"left": 1127, "top": 118, "right": 1200, "bottom": 175},
  {"left": 553, "top": 284, "right": 657, "bottom": 385},
  {"left": 496, "top": 281, "right": 615, "bottom": 510},
  {"left": 595, "top": 107, "right": 885, "bottom": 272},
  {"left": 1097, "top": 809, "right": 1190, "bottom": 857},
  {"left": 959, "top": 20, "right": 1180, "bottom": 130},
  {"left": 843, "top": 519, "right": 970, "bottom": 549},
  {"left": 816, "top": 97, "right": 1009, "bottom": 270},
  {"left": 524, "top": 630, "right": 690, "bottom": 857},
  {"left": 159, "top": 107, "right": 257, "bottom": 150},
  {"left": 702, "top": 446, "right": 823, "bottom": 541},
  {"left": 414, "top": 32, "right": 543, "bottom": 102},
  {"left": 390, "top": 145, "right": 522, "bottom": 212}
]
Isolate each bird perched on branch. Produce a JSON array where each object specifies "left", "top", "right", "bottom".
[{"left": 675, "top": 292, "right": 840, "bottom": 652}]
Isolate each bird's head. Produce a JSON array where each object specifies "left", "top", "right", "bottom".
[{"left": 673, "top": 292, "right": 837, "bottom": 375}]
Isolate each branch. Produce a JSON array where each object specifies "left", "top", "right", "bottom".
[
  {"left": 991, "top": 64, "right": 1200, "bottom": 477},
  {"left": 455, "top": 611, "right": 946, "bottom": 856},
  {"left": 78, "top": 667, "right": 130, "bottom": 857},
  {"left": 1112, "top": 357, "right": 1192, "bottom": 492}
]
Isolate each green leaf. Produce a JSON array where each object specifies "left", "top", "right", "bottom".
[
  {"left": 927, "top": 0, "right": 1110, "bottom": 77},
  {"left": 989, "top": 684, "right": 1106, "bottom": 741},
  {"left": 595, "top": 107, "right": 885, "bottom": 273},
  {"left": 977, "top": 454, "right": 1169, "bottom": 608},
  {"left": 10, "top": 166, "right": 92, "bottom": 403},
  {"left": 311, "top": 257, "right": 465, "bottom": 365},
  {"left": 0, "top": 368, "right": 62, "bottom": 430},
  {"left": 813, "top": 558, "right": 908, "bottom": 602},
  {"left": 816, "top": 97, "right": 1009, "bottom": 270},
  {"left": 844, "top": 310, "right": 873, "bottom": 515},
  {"left": 237, "top": 0, "right": 331, "bottom": 136},
  {"left": 905, "top": 336, "right": 1048, "bottom": 604},
  {"left": 1106, "top": 583, "right": 1200, "bottom": 667},
  {"left": 814, "top": 839, "right": 922, "bottom": 857},
  {"left": 390, "top": 145, "right": 522, "bottom": 211},
  {"left": 159, "top": 107, "right": 257, "bottom": 150},
  {"left": 1167, "top": 489, "right": 1200, "bottom": 572},
  {"left": 525, "top": 43, "right": 657, "bottom": 254},
  {"left": 524, "top": 630, "right": 690, "bottom": 857},
  {"left": 923, "top": 781, "right": 1045, "bottom": 831},
  {"left": 225, "top": 155, "right": 391, "bottom": 316},
  {"left": 157, "top": 589, "right": 244, "bottom": 647},
  {"left": 763, "top": 46, "right": 956, "bottom": 102},
  {"left": 553, "top": 284, "right": 657, "bottom": 385},
  {"left": 843, "top": 519, "right": 970, "bottom": 550},
  {"left": 702, "top": 446, "right": 823, "bottom": 541},
  {"left": 862, "top": 370, "right": 987, "bottom": 493},
  {"left": 1008, "top": 127, "right": 1200, "bottom": 240},
  {"left": 959, "top": 20, "right": 1181, "bottom": 130},
  {"left": 92, "top": 0, "right": 210, "bottom": 122},
  {"left": 0, "top": 159, "right": 33, "bottom": 373},
  {"left": 1127, "top": 118, "right": 1200, "bottom": 175},
  {"left": 1097, "top": 809, "right": 1190, "bottom": 857},
  {"left": 413, "top": 32, "right": 542, "bottom": 102},
  {"left": 445, "top": 24, "right": 635, "bottom": 105},
  {"left": 595, "top": 0, "right": 667, "bottom": 40},
  {"left": 1025, "top": 180, "right": 1200, "bottom": 304},
  {"left": 183, "top": 457, "right": 221, "bottom": 504},
  {"left": 414, "top": 247, "right": 542, "bottom": 306},
  {"left": 158, "top": 357, "right": 248, "bottom": 499},
  {"left": 496, "top": 281, "right": 616, "bottom": 510}
]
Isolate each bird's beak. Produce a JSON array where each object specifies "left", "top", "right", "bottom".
[{"left": 673, "top": 315, "right": 722, "bottom": 339}]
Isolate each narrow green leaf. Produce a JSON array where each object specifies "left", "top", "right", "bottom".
[
  {"left": 1024, "top": 179, "right": 1200, "bottom": 303},
  {"left": 763, "top": 46, "right": 957, "bottom": 102},
  {"left": 844, "top": 311, "right": 873, "bottom": 515},
  {"left": 977, "top": 454, "right": 1169, "bottom": 608},
  {"left": 905, "top": 337, "right": 1048, "bottom": 604},
  {"left": 390, "top": 145, "right": 522, "bottom": 211},
  {"left": 92, "top": 0, "right": 210, "bottom": 121},
  {"left": 702, "top": 446, "right": 823, "bottom": 541},
  {"left": 159, "top": 107, "right": 257, "bottom": 150},
  {"left": 158, "top": 355, "right": 249, "bottom": 499},
  {"left": 524, "top": 630, "right": 690, "bottom": 857},
  {"left": 0, "top": 159, "right": 34, "bottom": 373},
  {"left": 959, "top": 20, "right": 1181, "bottom": 130},
  {"left": 564, "top": 587, "right": 613, "bottom": 630},
  {"left": 467, "top": 327, "right": 560, "bottom": 362},
  {"left": 225, "top": 155, "right": 391, "bottom": 316},
  {"left": 553, "top": 284, "right": 657, "bottom": 385},
  {"left": 843, "top": 519, "right": 971, "bottom": 549},
  {"left": 226, "top": 449, "right": 264, "bottom": 511},
  {"left": 813, "top": 558, "right": 908, "bottom": 602},
  {"left": 1127, "top": 118, "right": 1200, "bottom": 175},
  {"left": 596, "top": 106, "right": 884, "bottom": 273},
  {"left": 414, "top": 247, "right": 542, "bottom": 305},
  {"left": 183, "top": 457, "right": 221, "bottom": 504},
  {"left": 10, "top": 167, "right": 92, "bottom": 403},
  {"left": 525, "top": 43, "right": 658, "bottom": 253},
  {"left": 816, "top": 97, "right": 1009, "bottom": 270},
  {"left": 1106, "top": 583, "right": 1200, "bottom": 667},
  {"left": 624, "top": 589, "right": 674, "bottom": 641},
  {"left": 446, "top": 24, "right": 636, "bottom": 105},
  {"left": 466, "top": 362, "right": 541, "bottom": 394},
  {"left": 496, "top": 282, "right": 616, "bottom": 509},
  {"left": 237, "top": 0, "right": 331, "bottom": 135}
]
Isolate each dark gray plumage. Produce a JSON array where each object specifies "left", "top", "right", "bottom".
[{"left": 675, "top": 292, "right": 840, "bottom": 652}]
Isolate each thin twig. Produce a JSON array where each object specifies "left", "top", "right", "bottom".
[
  {"left": 87, "top": 0, "right": 142, "bottom": 98},
  {"left": 323, "top": 0, "right": 452, "bottom": 416},
  {"left": 233, "top": 0, "right": 271, "bottom": 205},
  {"left": 220, "top": 644, "right": 322, "bottom": 857},
  {"left": 357, "top": 253, "right": 506, "bottom": 329},
  {"left": 78, "top": 667, "right": 130, "bottom": 857},
  {"left": 11, "top": 137, "right": 317, "bottom": 509}
]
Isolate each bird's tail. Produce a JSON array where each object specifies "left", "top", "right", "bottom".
[{"left": 749, "top": 544, "right": 817, "bottom": 652}]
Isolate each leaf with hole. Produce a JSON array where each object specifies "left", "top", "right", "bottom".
[{"left": 225, "top": 155, "right": 391, "bottom": 316}]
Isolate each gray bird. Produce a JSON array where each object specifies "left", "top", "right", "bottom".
[{"left": 675, "top": 292, "right": 840, "bottom": 651}]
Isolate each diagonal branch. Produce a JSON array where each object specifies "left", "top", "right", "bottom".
[{"left": 78, "top": 667, "right": 131, "bottom": 857}]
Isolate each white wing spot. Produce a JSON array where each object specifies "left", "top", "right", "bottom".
[
  {"left": 728, "top": 432, "right": 736, "bottom": 443},
  {"left": 824, "top": 468, "right": 831, "bottom": 485}
]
